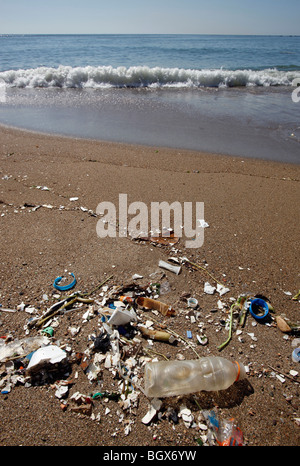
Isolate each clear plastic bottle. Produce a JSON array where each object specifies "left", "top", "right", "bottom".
[{"left": 144, "top": 356, "right": 246, "bottom": 398}]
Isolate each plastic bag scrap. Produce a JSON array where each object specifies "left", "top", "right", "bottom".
[
  {"left": 93, "top": 331, "right": 111, "bottom": 353},
  {"left": 203, "top": 410, "right": 243, "bottom": 446},
  {"left": 0, "top": 336, "right": 50, "bottom": 363}
]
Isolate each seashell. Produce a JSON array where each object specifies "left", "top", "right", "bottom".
[{"left": 276, "top": 315, "right": 291, "bottom": 333}]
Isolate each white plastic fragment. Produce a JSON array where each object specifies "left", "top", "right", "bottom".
[
  {"left": 276, "top": 374, "right": 285, "bottom": 383},
  {"left": 0, "top": 336, "right": 50, "bottom": 363},
  {"left": 198, "top": 423, "right": 208, "bottom": 431},
  {"left": 108, "top": 307, "right": 137, "bottom": 326},
  {"left": 141, "top": 398, "right": 162, "bottom": 425},
  {"left": 142, "top": 405, "right": 157, "bottom": 425},
  {"left": 159, "top": 260, "right": 181, "bottom": 275},
  {"left": 124, "top": 420, "right": 134, "bottom": 436},
  {"left": 216, "top": 283, "right": 230, "bottom": 296},
  {"left": 204, "top": 282, "right": 216, "bottom": 294},
  {"left": 26, "top": 345, "right": 67, "bottom": 372},
  {"left": 217, "top": 299, "right": 225, "bottom": 310},
  {"left": 196, "top": 334, "right": 208, "bottom": 345},
  {"left": 198, "top": 219, "right": 209, "bottom": 228},
  {"left": 70, "top": 391, "right": 84, "bottom": 402},
  {"left": 55, "top": 385, "right": 69, "bottom": 399},
  {"left": 17, "top": 302, "right": 26, "bottom": 311},
  {"left": 68, "top": 326, "right": 81, "bottom": 336},
  {"left": 86, "top": 362, "right": 101, "bottom": 381},
  {"left": 25, "top": 306, "right": 37, "bottom": 314},
  {"left": 247, "top": 333, "right": 258, "bottom": 341},
  {"left": 179, "top": 406, "right": 194, "bottom": 428}
]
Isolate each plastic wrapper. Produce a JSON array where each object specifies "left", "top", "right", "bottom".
[{"left": 204, "top": 410, "right": 243, "bottom": 446}]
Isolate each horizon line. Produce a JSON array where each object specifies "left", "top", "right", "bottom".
[{"left": 1, "top": 32, "right": 299, "bottom": 37}]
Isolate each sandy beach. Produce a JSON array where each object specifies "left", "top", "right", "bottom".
[{"left": 0, "top": 124, "right": 299, "bottom": 447}]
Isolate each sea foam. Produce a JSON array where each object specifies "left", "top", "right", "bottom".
[{"left": 0, "top": 65, "right": 299, "bottom": 89}]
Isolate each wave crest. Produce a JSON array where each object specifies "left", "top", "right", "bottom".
[{"left": 0, "top": 65, "right": 299, "bottom": 89}]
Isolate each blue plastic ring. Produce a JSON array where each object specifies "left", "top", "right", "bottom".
[
  {"left": 53, "top": 273, "right": 76, "bottom": 291},
  {"left": 249, "top": 298, "right": 269, "bottom": 320}
]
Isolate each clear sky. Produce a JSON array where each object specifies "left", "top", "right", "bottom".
[{"left": 0, "top": 0, "right": 299, "bottom": 35}]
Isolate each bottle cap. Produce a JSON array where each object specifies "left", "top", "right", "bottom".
[
  {"left": 234, "top": 361, "right": 246, "bottom": 381},
  {"left": 249, "top": 298, "right": 269, "bottom": 320},
  {"left": 292, "top": 348, "right": 300, "bottom": 363}
]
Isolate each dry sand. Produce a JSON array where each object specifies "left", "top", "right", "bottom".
[{"left": 0, "top": 124, "right": 299, "bottom": 448}]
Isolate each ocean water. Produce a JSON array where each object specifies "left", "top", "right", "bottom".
[{"left": 0, "top": 34, "right": 299, "bottom": 163}]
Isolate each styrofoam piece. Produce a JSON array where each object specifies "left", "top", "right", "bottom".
[
  {"left": 108, "top": 307, "right": 137, "bottom": 326},
  {"left": 26, "top": 345, "right": 67, "bottom": 372}
]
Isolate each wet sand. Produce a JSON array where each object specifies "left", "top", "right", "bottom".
[
  {"left": 1, "top": 86, "right": 299, "bottom": 164},
  {"left": 0, "top": 124, "right": 299, "bottom": 447}
]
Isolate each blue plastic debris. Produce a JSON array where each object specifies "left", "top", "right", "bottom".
[
  {"left": 53, "top": 273, "right": 76, "bottom": 291},
  {"left": 249, "top": 298, "right": 269, "bottom": 321},
  {"left": 292, "top": 347, "right": 300, "bottom": 363}
]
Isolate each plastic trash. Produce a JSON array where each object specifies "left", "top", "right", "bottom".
[
  {"left": 93, "top": 332, "right": 111, "bottom": 353},
  {"left": 144, "top": 356, "right": 246, "bottom": 398},
  {"left": 139, "top": 325, "right": 176, "bottom": 344},
  {"left": 249, "top": 298, "right": 269, "bottom": 320},
  {"left": 292, "top": 347, "right": 300, "bottom": 363},
  {"left": 108, "top": 307, "right": 137, "bottom": 326},
  {"left": 0, "top": 336, "right": 50, "bottom": 363},
  {"left": 26, "top": 345, "right": 67, "bottom": 373},
  {"left": 142, "top": 398, "right": 162, "bottom": 425},
  {"left": 119, "top": 296, "right": 135, "bottom": 305},
  {"left": 120, "top": 295, "right": 176, "bottom": 317},
  {"left": 187, "top": 297, "right": 198, "bottom": 308},
  {"left": 139, "top": 231, "right": 179, "bottom": 246},
  {"left": 41, "top": 327, "right": 54, "bottom": 337},
  {"left": 159, "top": 280, "right": 171, "bottom": 296},
  {"left": 158, "top": 260, "right": 181, "bottom": 275},
  {"left": 204, "top": 282, "right": 216, "bottom": 294},
  {"left": 53, "top": 273, "right": 76, "bottom": 291},
  {"left": 204, "top": 409, "right": 243, "bottom": 446},
  {"left": 136, "top": 296, "right": 175, "bottom": 317}
]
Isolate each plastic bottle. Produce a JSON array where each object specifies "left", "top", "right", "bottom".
[{"left": 144, "top": 356, "right": 246, "bottom": 398}]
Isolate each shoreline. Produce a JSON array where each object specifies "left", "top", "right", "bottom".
[
  {"left": 1, "top": 84, "right": 299, "bottom": 165},
  {"left": 0, "top": 123, "right": 299, "bottom": 446},
  {"left": 0, "top": 121, "right": 299, "bottom": 167}
]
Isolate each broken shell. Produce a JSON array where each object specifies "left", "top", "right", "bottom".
[{"left": 276, "top": 315, "right": 292, "bottom": 333}]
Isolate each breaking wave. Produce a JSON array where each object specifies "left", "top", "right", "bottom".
[{"left": 0, "top": 65, "right": 299, "bottom": 89}]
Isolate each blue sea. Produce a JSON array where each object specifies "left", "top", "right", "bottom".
[{"left": 0, "top": 34, "right": 299, "bottom": 163}]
